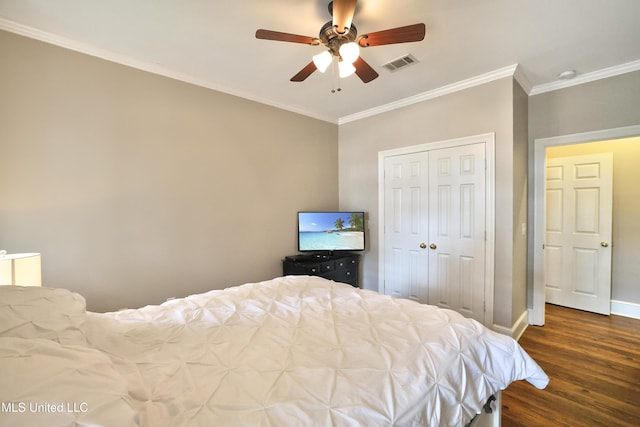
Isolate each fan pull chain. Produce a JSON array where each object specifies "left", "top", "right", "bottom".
[{"left": 331, "top": 57, "right": 342, "bottom": 93}]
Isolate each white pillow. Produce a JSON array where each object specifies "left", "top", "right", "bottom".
[
  {"left": 0, "top": 337, "right": 139, "bottom": 427},
  {"left": 0, "top": 285, "right": 87, "bottom": 345}
]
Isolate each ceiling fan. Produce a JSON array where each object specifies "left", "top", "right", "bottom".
[{"left": 255, "top": 0, "right": 426, "bottom": 84}]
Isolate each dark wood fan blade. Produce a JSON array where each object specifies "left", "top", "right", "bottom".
[
  {"left": 290, "top": 61, "right": 318, "bottom": 82},
  {"left": 353, "top": 57, "right": 379, "bottom": 83},
  {"left": 358, "top": 23, "right": 426, "bottom": 47},
  {"left": 256, "top": 29, "right": 319, "bottom": 45},
  {"left": 332, "top": 0, "right": 357, "bottom": 35}
]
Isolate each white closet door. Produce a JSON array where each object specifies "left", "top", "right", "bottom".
[
  {"left": 383, "top": 143, "right": 487, "bottom": 324},
  {"left": 383, "top": 152, "right": 430, "bottom": 302},
  {"left": 427, "top": 143, "right": 486, "bottom": 322}
]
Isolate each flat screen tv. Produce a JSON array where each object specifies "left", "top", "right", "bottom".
[{"left": 298, "top": 211, "right": 365, "bottom": 253}]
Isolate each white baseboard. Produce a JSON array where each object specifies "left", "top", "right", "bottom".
[
  {"left": 493, "top": 310, "right": 529, "bottom": 341},
  {"left": 512, "top": 310, "right": 529, "bottom": 341},
  {"left": 611, "top": 299, "right": 640, "bottom": 320}
]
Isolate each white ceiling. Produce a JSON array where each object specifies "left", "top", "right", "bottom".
[{"left": 1, "top": 0, "right": 640, "bottom": 124}]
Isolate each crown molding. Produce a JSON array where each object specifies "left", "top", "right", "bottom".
[
  {"left": 513, "top": 65, "right": 533, "bottom": 94},
  {"left": 0, "top": 18, "right": 338, "bottom": 124},
  {"left": 529, "top": 60, "right": 640, "bottom": 96},
  {"left": 339, "top": 65, "right": 518, "bottom": 124},
  {"left": 0, "top": 19, "right": 520, "bottom": 125},
  {"left": 3, "top": 16, "right": 638, "bottom": 126}
]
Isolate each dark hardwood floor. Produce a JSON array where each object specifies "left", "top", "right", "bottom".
[{"left": 501, "top": 303, "right": 640, "bottom": 427}]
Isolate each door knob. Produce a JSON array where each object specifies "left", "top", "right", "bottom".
[
  {"left": 429, "top": 243, "right": 437, "bottom": 250},
  {"left": 420, "top": 243, "right": 427, "bottom": 249},
  {"left": 601, "top": 242, "right": 609, "bottom": 247}
]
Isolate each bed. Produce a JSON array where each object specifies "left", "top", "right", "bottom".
[{"left": 0, "top": 275, "right": 548, "bottom": 426}]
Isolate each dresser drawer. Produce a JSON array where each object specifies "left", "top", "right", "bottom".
[
  {"left": 320, "top": 260, "right": 335, "bottom": 273},
  {"left": 336, "top": 258, "right": 358, "bottom": 269},
  {"left": 283, "top": 261, "right": 321, "bottom": 275},
  {"left": 282, "top": 254, "right": 360, "bottom": 287}
]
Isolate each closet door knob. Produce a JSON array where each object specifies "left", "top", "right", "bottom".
[
  {"left": 429, "top": 243, "right": 437, "bottom": 250},
  {"left": 420, "top": 243, "right": 427, "bottom": 249},
  {"left": 600, "top": 242, "right": 609, "bottom": 247}
]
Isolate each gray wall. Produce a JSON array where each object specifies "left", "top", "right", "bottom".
[
  {"left": 528, "top": 71, "right": 640, "bottom": 308},
  {"left": 529, "top": 71, "right": 640, "bottom": 140},
  {"left": 339, "top": 77, "right": 524, "bottom": 329},
  {"left": 5, "top": 26, "right": 637, "bottom": 323},
  {"left": 512, "top": 81, "right": 529, "bottom": 324},
  {"left": 0, "top": 30, "right": 339, "bottom": 312}
]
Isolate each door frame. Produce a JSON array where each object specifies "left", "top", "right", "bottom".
[
  {"left": 531, "top": 124, "right": 640, "bottom": 325},
  {"left": 378, "top": 133, "right": 496, "bottom": 327}
]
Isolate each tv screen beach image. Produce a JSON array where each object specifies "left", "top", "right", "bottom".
[{"left": 298, "top": 212, "right": 365, "bottom": 251}]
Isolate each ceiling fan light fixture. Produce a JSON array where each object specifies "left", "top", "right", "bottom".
[
  {"left": 312, "top": 51, "right": 333, "bottom": 73},
  {"left": 339, "top": 41, "right": 360, "bottom": 63},
  {"left": 338, "top": 60, "right": 356, "bottom": 78},
  {"left": 255, "top": 1, "right": 425, "bottom": 84}
]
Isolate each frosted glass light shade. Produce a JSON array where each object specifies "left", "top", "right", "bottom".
[
  {"left": 338, "top": 60, "right": 356, "bottom": 78},
  {"left": 0, "top": 252, "right": 42, "bottom": 286},
  {"left": 339, "top": 42, "right": 360, "bottom": 64},
  {"left": 312, "top": 51, "right": 333, "bottom": 73}
]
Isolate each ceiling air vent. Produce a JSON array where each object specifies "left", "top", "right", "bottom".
[{"left": 382, "top": 54, "right": 419, "bottom": 72}]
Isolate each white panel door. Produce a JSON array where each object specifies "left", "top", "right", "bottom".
[
  {"left": 383, "top": 152, "right": 429, "bottom": 302},
  {"left": 545, "top": 152, "right": 613, "bottom": 315},
  {"left": 427, "top": 143, "right": 486, "bottom": 322}
]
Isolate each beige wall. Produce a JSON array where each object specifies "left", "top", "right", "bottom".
[
  {"left": 512, "top": 81, "right": 529, "bottom": 324},
  {"left": 547, "top": 138, "right": 640, "bottom": 304},
  {"left": 339, "top": 77, "right": 524, "bottom": 328},
  {"left": 529, "top": 71, "right": 640, "bottom": 308},
  {"left": 5, "top": 26, "right": 636, "bottom": 324},
  {"left": 0, "top": 30, "right": 339, "bottom": 312},
  {"left": 529, "top": 71, "right": 640, "bottom": 141}
]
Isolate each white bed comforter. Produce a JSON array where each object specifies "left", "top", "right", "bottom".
[{"left": 81, "top": 275, "right": 547, "bottom": 427}]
